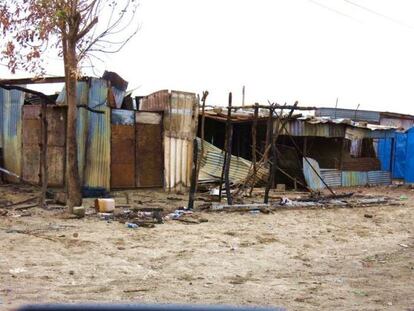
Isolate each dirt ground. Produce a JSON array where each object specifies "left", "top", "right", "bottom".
[{"left": 0, "top": 185, "right": 413, "bottom": 311}]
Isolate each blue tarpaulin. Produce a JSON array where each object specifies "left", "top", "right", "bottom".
[
  {"left": 377, "top": 138, "right": 392, "bottom": 171},
  {"left": 404, "top": 128, "right": 414, "bottom": 183},
  {"left": 392, "top": 133, "right": 407, "bottom": 179}
]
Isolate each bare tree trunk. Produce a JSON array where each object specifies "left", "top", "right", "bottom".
[{"left": 64, "top": 40, "right": 82, "bottom": 211}]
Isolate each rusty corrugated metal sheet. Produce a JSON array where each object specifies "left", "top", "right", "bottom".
[
  {"left": 56, "top": 81, "right": 90, "bottom": 183},
  {"left": 111, "top": 109, "right": 136, "bottom": 188},
  {"left": 0, "top": 88, "right": 25, "bottom": 182},
  {"left": 140, "top": 90, "right": 170, "bottom": 111},
  {"left": 164, "top": 91, "right": 198, "bottom": 192},
  {"left": 198, "top": 139, "right": 268, "bottom": 184},
  {"left": 21, "top": 105, "right": 66, "bottom": 186},
  {"left": 83, "top": 78, "right": 111, "bottom": 190},
  {"left": 136, "top": 112, "right": 163, "bottom": 187}
]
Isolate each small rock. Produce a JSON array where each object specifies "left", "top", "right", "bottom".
[
  {"left": 73, "top": 206, "right": 85, "bottom": 218},
  {"left": 364, "top": 214, "right": 373, "bottom": 218},
  {"left": 69, "top": 270, "right": 74, "bottom": 275}
]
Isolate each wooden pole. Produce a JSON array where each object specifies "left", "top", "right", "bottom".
[
  {"left": 264, "top": 107, "right": 274, "bottom": 204},
  {"left": 303, "top": 137, "right": 308, "bottom": 157},
  {"left": 195, "top": 91, "right": 208, "bottom": 189},
  {"left": 249, "top": 104, "right": 259, "bottom": 196},
  {"left": 187, "top": 138, "right": 198, "bottom": 210},
  {"left": 39, "top": 101, "right": 48, "bottom": 208},
  {"left": 224, "top": 92, "right": 233, "bottom": 205}
]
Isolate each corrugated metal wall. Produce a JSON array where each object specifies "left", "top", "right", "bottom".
[
  {"left": 285, "top": 120, "right": 346, "bottom": 137},
  {"left": 83, "top": 78, "right": 111, "bottom": 190},
  {"left": 306, "top": 157, "right": 390, "bottom": 189},
  {"left": 56, "top": 81, "right": 90, "bottom": 183},
  {"left": 367, "top": 171, "right": 391, "bottom": 185},
  {"left": 320, "top": 169, "right": 342, "bottom": 188},
  {"left": 0, "top": 88, "right": 25, "bottom": 181},
  {"left": 341, "top": 171, "right": 368, "bottom": 187},
  {"left": 164, "top": 91, "right": 198, "bottom": 192}
]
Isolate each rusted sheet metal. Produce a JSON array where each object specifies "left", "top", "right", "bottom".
[
  {"left": 341, "top": 171, "right": 368, "bottom": 187},
  {"left": 164, "top": 91, "right": 198, "bottom": 192},
  {"left": 0, "top": 88, "right": 25, "bottom": 182},
  {"left": 136, "top": 111, "right": 164, "bottom": 188},
  {"left": 83, "top": 78, "right": 111, "bottom": 190},
  {"left": 111, "top": 110, "right": 136, "bottom": 188},
  {"left": 22, "top": 105, "right": 66, "bottom": 186},
  {"left": 198, "top": 139, "right": 268, "bottom": 184},
  {"left": 56, "top": 81, "right": 90, "bottom": 182},
  {"left": 22, "top": 106, "right": 40, "bottom": 184},
  {"left": 139, "top": 90, "right": 170, "bottom": 111}
]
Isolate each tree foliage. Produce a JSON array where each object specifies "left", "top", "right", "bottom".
[{"left": 0, "top": 0, "right": 139, "bottom": 75}]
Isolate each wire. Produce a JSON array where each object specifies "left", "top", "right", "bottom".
[
  {"left": 308, "top": 0, "right": 362, "bottom": 23},
  {"left": 343, "top": 0, "right": 414, "bottom": 29}
]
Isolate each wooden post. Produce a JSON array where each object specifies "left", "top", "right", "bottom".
[
  {"left": 340, "top": 138, "right": 346, "bottom": 170},
  {"left": 218, "top": 151, "right": 227, "bottom": 202},
  {"left": 264, "top": 107, "right": 274, "bottom": 204},
  {"left": 303, "top": 137, "right": 307, "bottom": 157},
  {"left": 224, "top": 92, "right": 233, "bottom": 205},
  {"left": 249, "top": 104, "right": 259, "bottom": 196},
  {"left": 195, "top": 91, "right": 208, "bottom": 190},
  {"left": 188, "top": 138, "right": 198, "bottom": 210},
  {"left": 200, "top": 91, "right": 208, "bottom": 157},
  {"left": 39, "top": 101, "right": 48, "bottom": 208}
]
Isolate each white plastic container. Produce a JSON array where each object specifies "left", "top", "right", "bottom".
[{"left": 94, "top": 198, "right": 115, "bottom": 213}]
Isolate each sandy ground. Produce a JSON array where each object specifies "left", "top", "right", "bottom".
[{"left": 0, "top": 185, "right": 413, "bottom": 311}]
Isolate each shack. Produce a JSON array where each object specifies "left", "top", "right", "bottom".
[
  {"left": 199, "top": 107, "right": 398, "bottom": 190},
  {"left": 0, "top": 76, "right": 198, "bottom": 193}
]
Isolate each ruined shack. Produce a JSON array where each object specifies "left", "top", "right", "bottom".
[
  {"left": 199, "top": 107, "right": 398, "bottom": 191},
  {"left": 0, "top": 76, "right": 199, "bottom": 193}
]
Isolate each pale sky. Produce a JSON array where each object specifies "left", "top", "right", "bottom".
[{"left": 1, "top": 0, "right": 414, "bottom": 114}]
